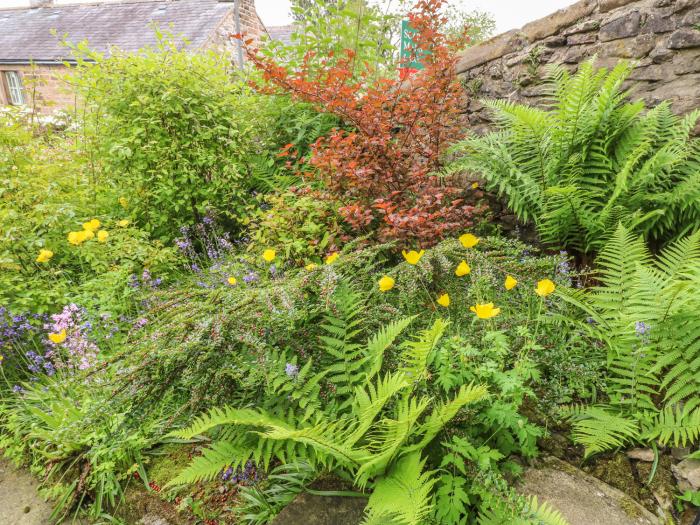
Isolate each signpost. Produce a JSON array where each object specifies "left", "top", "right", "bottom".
[{"left": 399, "top": 19, "right": 425, "bottom": 80}]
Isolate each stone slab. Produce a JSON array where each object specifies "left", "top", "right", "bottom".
[
  {"left": 518, "top": 456, "right": 662, "bottom": 525},
  {"left": 271, "top": 492, "right": 367, "bottom": 525}
]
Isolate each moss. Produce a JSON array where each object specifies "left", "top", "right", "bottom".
[{"left": 145, "top": 443, "right": 195, "bottom": 486}]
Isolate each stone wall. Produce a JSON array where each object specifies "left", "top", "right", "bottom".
[
  {"left": 205, "top": 0, "right": 268, "bottom": 66},
  {"left": 457, "top": 0, "right": 700, "bottom": 133}
]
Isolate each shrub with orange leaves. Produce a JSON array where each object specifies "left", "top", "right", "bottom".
[{"left": 239, "top": 0, "right": 483, "bottom": 246}]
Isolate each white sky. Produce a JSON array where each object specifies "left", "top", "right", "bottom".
[{"left": 0, "top": 0, "right": 579, "bottom": 34}]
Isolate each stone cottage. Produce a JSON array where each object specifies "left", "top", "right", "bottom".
[{"left": 0, "top": 0, "right": 267, "bottom": 112}]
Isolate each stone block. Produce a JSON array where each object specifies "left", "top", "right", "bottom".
[
  {"left": 668, "top": 27, "right": 700, "bottom": 49},
  {"left": 456, "top": 30, "right": 523, "bottom": 72},
  {"left": 600, "top": 0, "right": 637, "bottom": 13},
  {"left": 649, "top": 45, "right": 674, "bottom": 62},
  {"left": 642, "top": 12, "right": 677, "bottom": 34},
  {"left": 600, "top": 10, "right": 642, "bottom": 42},
  {"left": 563, "top": 19, "right": 600, "bottom": 35},
  {"left": 598, "top": 33, "right": 657, "bottom": 58},
  {"left": 521, "top": 0, "right": 597, "bottom": 41},
  {"left": 681, "top": 8, "right": 700, "bottom": 26},
  {"left": 568, "top": 31, "right": 599, "bottom": 45}
]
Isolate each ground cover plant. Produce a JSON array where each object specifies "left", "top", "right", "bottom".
[{"left": 1, "top": 0, "right": 700, "bottom": 523}]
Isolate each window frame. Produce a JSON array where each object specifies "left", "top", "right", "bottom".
[{"left": 4, "top": 71, "right": 27, "bottom": 106}]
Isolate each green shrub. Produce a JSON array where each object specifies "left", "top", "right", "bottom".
[
  {"left": 247, "top": 188, "right": 347, "bottom": 265},
  {"left": 70, "top": 32, "right": 269, "bottom": 241},
  {"left": 450, "top": 59, "right": 700, "bottom": 258}
]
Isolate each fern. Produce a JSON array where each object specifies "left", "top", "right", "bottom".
[
  {"left": 561, "top": 227, "right": 700, "bottom": 454},
  {"left": 171, "top": 308, "right": 488, "bottom": 521},
  {"left": 362, "top": 453, "right": 437, "bottom": 525},
  {"left": 449, "top": 58, "right": 700, "bottom": 256}
]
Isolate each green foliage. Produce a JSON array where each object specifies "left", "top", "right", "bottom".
[
  {"left": 169, "top": 301, "right": 489, "bottom": 523},
  {"left": 0, "top": 376, "right": 158, "bottom": 522},
  {"left": 560, "top": 225, "right": 700, "bottom": 455},
  {"left": 69, "top": 31, "right": 268, "bottom": 241},
  {"left": 450, "top": 59, "right": 700, "bottom": 256},
  {"left": 0, "top": 112, "right": 176, "bottom": 314},
  {"left": 248, "top": 188, "right": 347, "bottom": 265}
]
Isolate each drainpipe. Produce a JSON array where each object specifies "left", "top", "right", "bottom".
[{"left": 234, "top": 0, "right": 244, "bottom": 67}]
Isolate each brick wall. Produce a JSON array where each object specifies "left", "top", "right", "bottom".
[
  {"left": 0, "top": 64, "right": 76, "bottom": 114},
  {"left": 457, "top": 0, "right": 700, "bottom": 134}
]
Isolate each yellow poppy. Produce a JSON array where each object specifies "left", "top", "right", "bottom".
[
  {"left": 97, "top": 230, "right": 109, "bottom": 243},
  {"left": 325, "top": 252, "right": 339, "bottom": 265},
  {"left": 68, "top": 231, "right": 87, "bottom": 245},
  {"left": 48, "top": 329, "right": 67, "bottom": 344},
  {"left": 470, "top": 303, "right": 501, "bottom": 319},
  {"left": 455, "top": 260, "right": 471, "bottom": 277},
  {"left": 262, "top": 249, "right": 276, "bottom": 263},
  {"left": 505, "top": 275, "right": 518, "bottom": 290},
  {"left": 227, "top": 276, "right": 237, "bottom": 286},
  {"left": 119, "top": 197, "right": 128, "bottom": 208},
  {"left": 402, "top": 249, "right": 425, "bottom": 265},
  {"left": 36, "top": 249, "right": 54, "bottom": 263},
  {"left": 305, "top": 263, "right": 318, "bottom": 271},
  {"left": 535, "top": 279, "right": 556, "bottom": 297},
  {"left": 83, "top": 219, "right": 101, "bottom": 232},
  {"left": 117, "top": 219, "right": 130, "bottom": 227},
  {"left": 459, "top": 233, "right": 480, "bottom": 248},
  {"left": 378, "top": 275, "right": 395, "bottom": 292},
  {"left": 471, "top": 182, "right": 479, "bottom": 189},
  {"left": 437, "top": 293, "right": 450, "bottom": 307}
]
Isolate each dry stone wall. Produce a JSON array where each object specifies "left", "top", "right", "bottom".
[{"left": 457, "top": 0, "right": 700, "bottom": 133}]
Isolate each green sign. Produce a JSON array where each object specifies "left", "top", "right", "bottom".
[{"left": 399, "top": 19, "right": 425, "bottom": 71}]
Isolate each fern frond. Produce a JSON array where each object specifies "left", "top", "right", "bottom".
[
  {"left": 362, "top": 453, "right": 436, "bottom": 525},
  {"left": 567, "top": 405, "right": 639, "bottom": 457}
]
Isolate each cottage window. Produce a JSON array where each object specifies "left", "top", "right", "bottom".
[{"left": 4, "top": 71, "right": 26, "bottom": 105}]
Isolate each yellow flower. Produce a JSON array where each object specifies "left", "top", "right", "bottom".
[
  {"left": 471, "top": 182, "right": 479, "bottom": 189},
  {"left": 83, "top": 219, "right": 101, "bottom": 232},
  {"left": 48, "top": 329, "right": 67, "bottom": 344},
  {"left": 36, "top": 249, "right": 54, "bottom": 263},
  {"left": 117, "top": 219, "right": 130, "bottom": 227},
  {"left": 325, "top": 252, "right": 339, "bottom": 265},
  {"left": 68, "top": 231, "right": 87, "bottom": 245},
  {"left": 459, "top": 233, "right": 480, "bottom": 248},
  {"left": 227, "top": 276, "right": 237, "bottom": 286},
  {"left": 470, "top": 303, "right": 501, "bottom": 319},
  {"left": 305, "top": 263, "right": 318, "bottom": 271},
  {"left": 402, "top": 249, "right": 425, "bottom": 265},
  {"left": 535, "top": 279, "right": 556, "bottom": 297},
  {"left": 119, "top": 197, "right": 128, "bottom": 208},
  {"left": 97, "top": 230, "right": 109, "bottom": 243},
  {"left": 83, "top": 229, "right": 95, "bottom": 240},
  {"left": 455, "top": 260, "right": 471, "bottom": 277},
  {"left": 262, "top": 249, "right": 276, "bottom": 263},
  {"left": 378, "top": 275, "right": 395, "bottom": 292},
  {"left": 505, "top": 275, "right": 518, "bottom": 290},
  {"left": 437, "top": 293, "right": 450, "bottom": 307}
]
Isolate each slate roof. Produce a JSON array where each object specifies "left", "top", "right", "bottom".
[
  {"left": 0, "top": 0, "right": 236, "bottom": 65},
  {"left": 266, "top": 24, "right": 294, "bottom": 46}
]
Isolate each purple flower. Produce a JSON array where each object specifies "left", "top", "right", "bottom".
[
  {"left": 635, "top": 321, "right": 651, "bottom": 337},
  {"left": 12, "top": 385, "right": 22, "bottom": 393},
  {"left": 243, "top": 271, "right": 259, "bottom": 284},
  {"left": 285, "top": 363, "right": 299, "bottom": 378}
]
